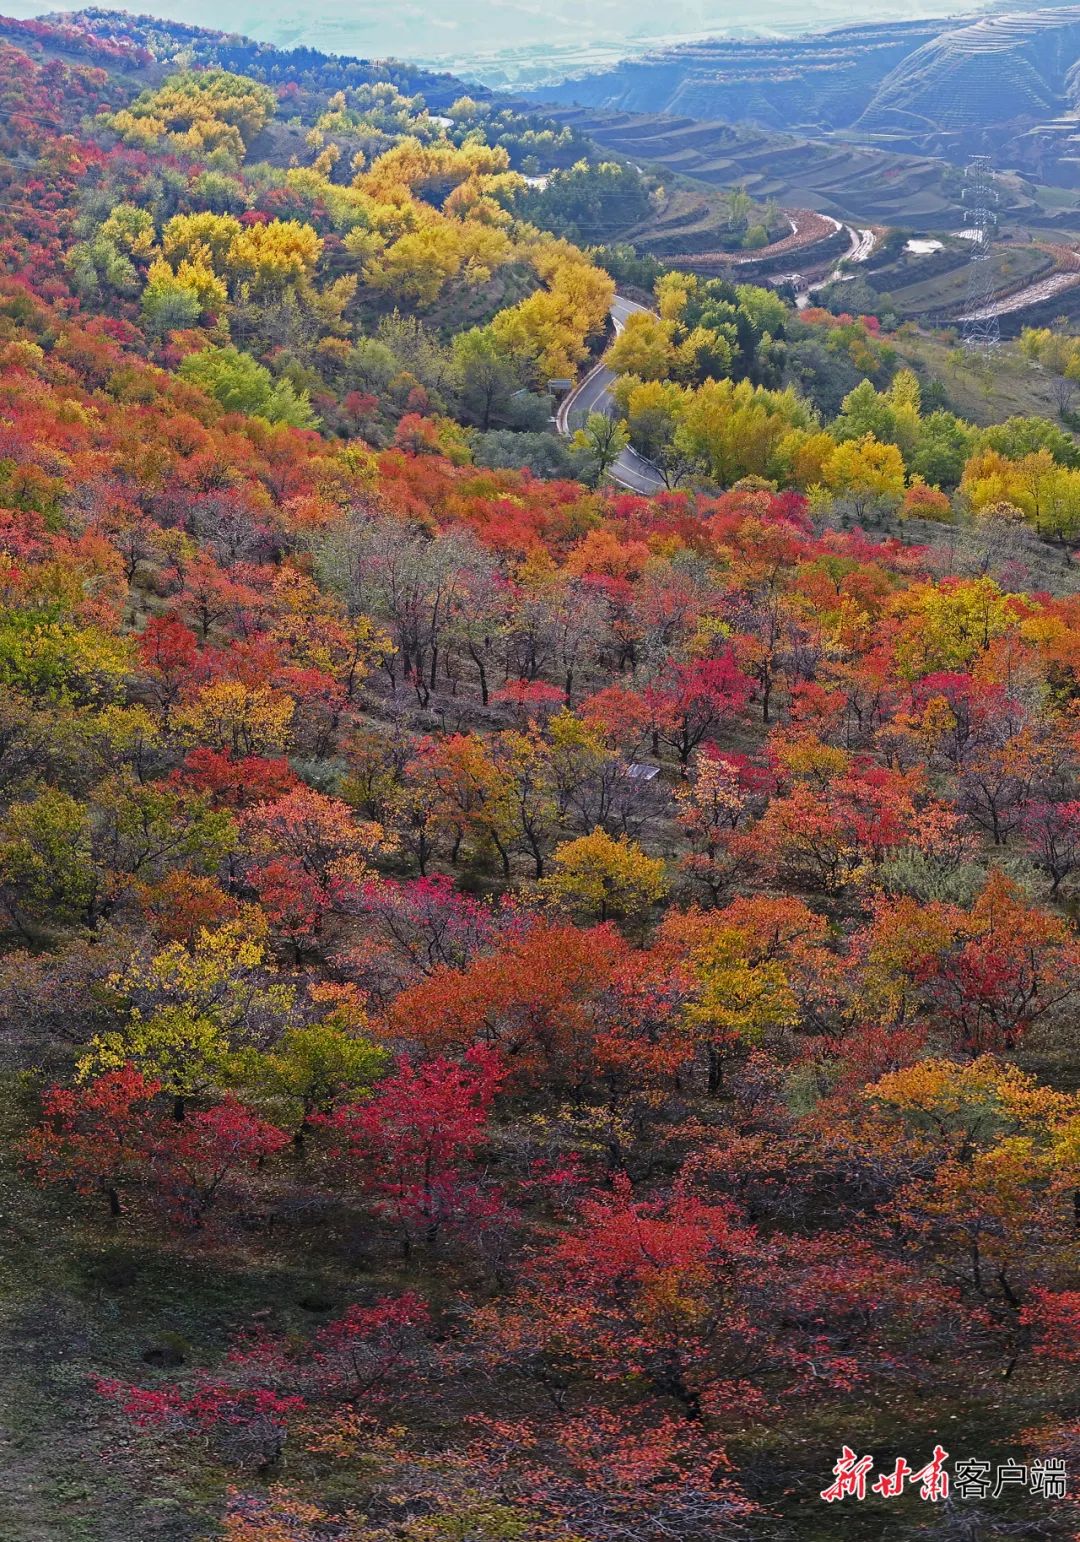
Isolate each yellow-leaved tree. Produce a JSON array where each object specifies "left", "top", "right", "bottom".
[
  {"left": 107, "top": 70, "right": 276, "bottom": 164},
  {"left": 80, "top": 920, "right": 295, "bottom": 1118},
  {"left": 541, "top": 827, "right": 667, "bottom": 924}
]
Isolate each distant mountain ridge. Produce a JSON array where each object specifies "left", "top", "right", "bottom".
[
  {"left": 530, "top": 21, "right": 948, "bottom": 131},
  {"left": 533, "top": 6, "right": 1080, "bottom": 181}
]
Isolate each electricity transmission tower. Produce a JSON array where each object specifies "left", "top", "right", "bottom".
[{"left": 961, "top": 154, "right": 1000, "bottom": 355}]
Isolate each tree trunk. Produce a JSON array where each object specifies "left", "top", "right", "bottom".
[
  {"left": 492, "top": 834, "right": 511, "bottom": 880},
  {"left": 707, "top": 1046, "right": 723, "bottom": 1096}
]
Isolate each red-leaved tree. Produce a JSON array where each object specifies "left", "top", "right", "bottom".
[{"left": 320, "top": 1047, "right": 506, "bottom": 1254}]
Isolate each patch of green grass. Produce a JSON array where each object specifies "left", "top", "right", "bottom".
[{"left": 893, "top": 330, "right": 1077, "bottom": 429}]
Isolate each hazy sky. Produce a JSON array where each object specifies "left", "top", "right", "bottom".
[{"left": 12, "top": 0, "right": 988, "bottom": 83}]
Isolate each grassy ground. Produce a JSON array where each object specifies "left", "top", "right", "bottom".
[
  {"left": 892, "top": 330, "right": 1077, "bottom": 429},
  {"left": 0, "top": 1141, "right": 240, "bottom": 1537},
  {"left": 0, "top": 1076, "right": 418, "bottom": 1542},
  {"left": 1, "top": 1070, "right": 1072, "bottom": 1542}
]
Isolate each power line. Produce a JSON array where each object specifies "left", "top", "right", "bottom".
[{"left": 0, "top": 106, "right": 109, "bottom": 135}]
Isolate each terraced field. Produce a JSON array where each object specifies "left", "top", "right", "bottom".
[
  {"left": 866, "top": 240, "right": 1057, "bottom": 320},
  {"left": 659, "top": 209, "right": 849, "bottom": 275},
  {"left": 539, "top": 105, "right": 985, "bottom": 225},
  {"left": 617, "top": 182, "right": 787, "bottom": 256}
]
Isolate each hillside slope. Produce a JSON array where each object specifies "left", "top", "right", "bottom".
[
  {"left": 535, "top": 105, "right": 984, "bottom": 225},
  {"left": 538, "top": 4, "right": 1080, "bottom": 182},
  {"left": 530, "top": 20, "right": 946, "bottom": 130},
  {"left": 859, "top": 6, "right": 1080, "bottom": 135}
]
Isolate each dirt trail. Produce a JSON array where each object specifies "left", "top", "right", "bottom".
[{"left": 795, "top": 224, "right": 879, "bottom": 307}]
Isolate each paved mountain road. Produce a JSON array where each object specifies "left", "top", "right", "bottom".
[
  {"left": 556, "top": 294, "right": 667, "bottom": 494},
  {"left": 559, "top": 236, "right": 873, "bottom": 489}
]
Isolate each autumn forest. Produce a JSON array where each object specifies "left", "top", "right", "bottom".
[{"left": 0, "top": 10, "right": 1077, "bottom": 1541}]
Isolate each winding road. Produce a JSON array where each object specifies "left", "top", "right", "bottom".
[
  {"left": 556, "top": 295, "right": 667, "bottom": 494},
  {"left": 559, "top": 225, "right": 880, "bottom": 492},
  {"left": 794, "top": 224, "right": 877, "bottom": 308}
]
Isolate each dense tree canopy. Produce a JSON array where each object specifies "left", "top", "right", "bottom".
[{"left": 0, "top": 17, "right": 1078, "bottom": 1542}]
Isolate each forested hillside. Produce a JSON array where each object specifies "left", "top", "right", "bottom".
[{"left": 0, "top": 12, "right": 1078, "bottom": 1542}]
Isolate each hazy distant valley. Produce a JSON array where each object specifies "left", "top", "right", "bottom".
[{"left": 7, "top": 0, "right": 1026, "bottom": 84}]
